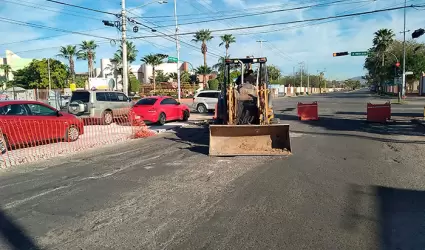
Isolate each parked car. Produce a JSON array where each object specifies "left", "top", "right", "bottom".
[
  {"left": 192, "top": 90, "right": 220, "bottom": 113},
  {"left": 0, "top": 100, "right": 84, "bottom": 153},
  {"left": 67, "top": 90, "right": 131, "bottom": 125},
  {"left": 130, "top": 96, "right": 190, "bottom": 125}
]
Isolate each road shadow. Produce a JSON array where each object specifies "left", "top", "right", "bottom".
[
  {"left": 0, "top": 208, "right": 40, "bottom": 250},
  {"left": 275, "top": 112, "right": 425, "bottom": 138},
  {"left": 165, "top": 126, "right": 209, "bottom": 155},
  {"left": 343, "top": 184, "right": 425, "bottom": 249},
  {"left": 336, "top": 111, "right": 422, "bottom": 118}
]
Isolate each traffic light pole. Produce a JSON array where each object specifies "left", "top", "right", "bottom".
[
  {"left": 402, "top": 0, "right": 407, "bottom": 99},
  {"left": 121, "top": 0, "right": 129, "bottom": 96}
]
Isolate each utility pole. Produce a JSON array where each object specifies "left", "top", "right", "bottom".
[
  {"left": 293, "top": 66, "right": 295, "bottom": 86},
  {"left": 307, "top": 64, "right": 310, "bottom": 93},
  {"left": 401, "top": 0, "right": 408, "bottom": 98},
  {"left": 174, "top": 0, "right": 181, "bottom": 101},
  {"left": 121, "top": 0, "right": 129, "bottom": 96},
  {"left": 48, "top": 58, "right": 51, "bottom": 91},
  {"left": 299, "top": 62, "right": 304, "bottom": 90},
  {"left": 256, "top": 40, "right": 267, "bottom": 56}
]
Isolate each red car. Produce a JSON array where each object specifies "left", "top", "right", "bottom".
[
  {"left": 0, "top": 100, "right": 84, "bottom": 153},
  {"left": 130, "top": 96, "right": 190, "bottom": 125}
]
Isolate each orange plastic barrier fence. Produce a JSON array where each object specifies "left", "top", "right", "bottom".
[
  {"left": 297, "top": 101, "right": 319, "bottom": 121},
  {"left": 0, "top": 108, "right": 156, "bottom": 168},
  {"left": 367, "top": 102, "right": 391, "bottom": 122}
]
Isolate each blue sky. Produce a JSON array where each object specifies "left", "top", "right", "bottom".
[{"left": 1, "top": 0, "right": 424, "bottom": 80}]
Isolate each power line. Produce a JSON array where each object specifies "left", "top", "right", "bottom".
[
  {"left": 0, "top": 16, "right": 117, "bottom": 40},
  {"left": 0, "top": 0, "right": 104, "bottom": 21},
  {"left": 140, "top": 0, "right": 354, "bottom": 19},
  {"left": 130, "top": 5, "right": 420, "bottom": 39},
  {"left": 45, "top": 0, "right": 118, "bottom": 16},
  {"left": 126, "top": 9, "right": 222, "bottom": 59},
  {"left": 152, "top": 0, "right": 371, "bottom": 28},
  {"left": 0, "top": 39, "right": 113, "bottom": 56},
  {"left": 0, "top": 28, "right": 110, "bottom": 46}
]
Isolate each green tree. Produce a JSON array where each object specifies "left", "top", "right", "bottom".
[
  {"left": 267, "top": 65, "right": 281, "bottom": 81},
  {"left": 192, "top": 29, "right": 213, "bottom": 67},
  {"left": 180, "top": 71, "right": 191, "bottom": 83},
  {"left": 129, "top": 72, "right": 140, "bottom": 94},
  {"left": 155, "top": 70, "right": 170, "bottom": 83},
  {"left": 141, "top": 53, "right": 167, "bottom": 94},
  {"left": 12, "top": 59, "right": 68, "bottom": 89},
  {"left": 208, "top": 78, "right": 219, "bottom": 90},
  {"left": 195, "top": 65, "right": 213, "bottom": 89},
  {"left": 57, "top": 45, "right": 77, "bottom": 81},
  {"left": 77, "top": 40, "right": 98, "bottom": 78},
  {"left": 219, "top": 34, "right": 236, "bottom": 57}
]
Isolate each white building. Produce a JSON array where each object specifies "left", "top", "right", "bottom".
[{"left": 95, "top": 58, "right": 190, "bottom": 84}]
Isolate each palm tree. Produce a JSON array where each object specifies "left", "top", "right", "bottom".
[
  {"left": 114, "top": 41, "right": 138, "bottom": 64},
  {"left": 195, "top": 65, "right": 213, "bottom": 89},
  {"left": 192, "top": 29, "right": 213, "bottom": 67},
  {"left": 373, "top": 29, "right": 395, "bottom": 64},
  {"left": 77, "top": 40, "right": 98, "bottom": 78},
  {"left": 141, "top": 53, "right": 167, "bottom": 95},
  {"left": 168, "top": 72, "right": 178, "bottom": 81},
  {"left": 219, "top": 34, "right": 236, "bottom": 57},
  {"left": 213, "top": 55, "right": 230, "bottom": 72},
  {"left": 0, "top": 64, "right": 11, "bottom": 81},
  {"left": 57, "top": 45, "right": 77, "bottom": 81},
  {"left": 0, "top": 64, "right": 11, "bottom": 90}
]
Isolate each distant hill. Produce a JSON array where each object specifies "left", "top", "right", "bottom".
[{"left": 348, "top": 76, "right": 367, "bottom": 85}]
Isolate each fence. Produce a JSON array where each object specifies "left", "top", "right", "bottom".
[
  {"left": 272, "top": 87, "right": 345, "bottom": 96},
  {"left": 0, "top": 110, "right": 156, "bottom": 168},
  {"left": 140, "top": 83, "right": 198, "bottom": 98}
]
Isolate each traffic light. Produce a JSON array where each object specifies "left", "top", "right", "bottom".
[
  {"left": 332, "top": 52, "right": 349, "bottom": 57},
  {"left": 412, "top": 28, "right": 425, "bottom": 39},
  {"left": 102, "top": 20, "right": 115, "bottom": 27}
]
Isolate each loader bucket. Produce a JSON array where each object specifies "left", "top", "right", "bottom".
[{"left": 209, "top": 124, "right": 292, "bottom": 156}]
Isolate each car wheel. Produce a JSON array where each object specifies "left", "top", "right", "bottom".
[
  {"left": 158, "top": 113, "right": 166, "bottom": 125},
  {"left": 197, "top": 104, "right": 207, "bottom": 113},
  {"left": 65, "top": 126, "right": 80, "bottom": 142},
  {"left": 102, "top": 111, "right": 113, "bottom": 125},
  {"left": 182, "top": 110, "right": 190, "bottom": 121},
  {"left": 0, "top": 135, "right": 9, "bottom": 154}
]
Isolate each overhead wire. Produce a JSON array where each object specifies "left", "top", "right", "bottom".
[
  {"left": 129, "top": 4, "right": 421, "bottom": 39},
  {"left": 152, "top": 0, "right": 372, "bottom": 28},
  {"left": 0, "top": 0, "right": 105, "bottom": 21},
  {"left": 0, "top": 17, "right": 117, "bottom": 40}
]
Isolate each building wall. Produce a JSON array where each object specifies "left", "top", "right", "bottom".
[
  {"left": 0, "top": 50, "right": 33, "bottom": 81},
  {"left": 97, "top": 59, "right": 190, "bottom": 84}
]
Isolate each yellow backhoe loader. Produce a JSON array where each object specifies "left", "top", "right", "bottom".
[{"left": 209, "top": 57, "right": 292, "bottom": 156}]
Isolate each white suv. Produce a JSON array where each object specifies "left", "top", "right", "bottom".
[{"left": 193, "top": 90, "right": 220, "bottom": 113}]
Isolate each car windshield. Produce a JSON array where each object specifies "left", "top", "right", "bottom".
[
  {"left": 136, "top": 98, "right": 157, "bottom": 105},
  {"left": 70, "top": 92, "right": 90, "bottom": 103}
]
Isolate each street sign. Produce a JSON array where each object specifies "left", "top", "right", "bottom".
[
  {"left": 405, "top": 71, "right": 413, "bottom": 75},
  {"left": 168, "top": 56, "right": 178, "bottom": 63},
  {"left": 350, "top": 51, "right": 369, "bottom": 56}
]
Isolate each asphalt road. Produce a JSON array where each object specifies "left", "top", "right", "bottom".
[{"left": 1, "top": 89, "right": 425, "bottom": 249}]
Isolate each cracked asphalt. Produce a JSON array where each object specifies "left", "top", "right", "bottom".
[{"left": 1, "top": 89, "right": 425, "bottom": 250}]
